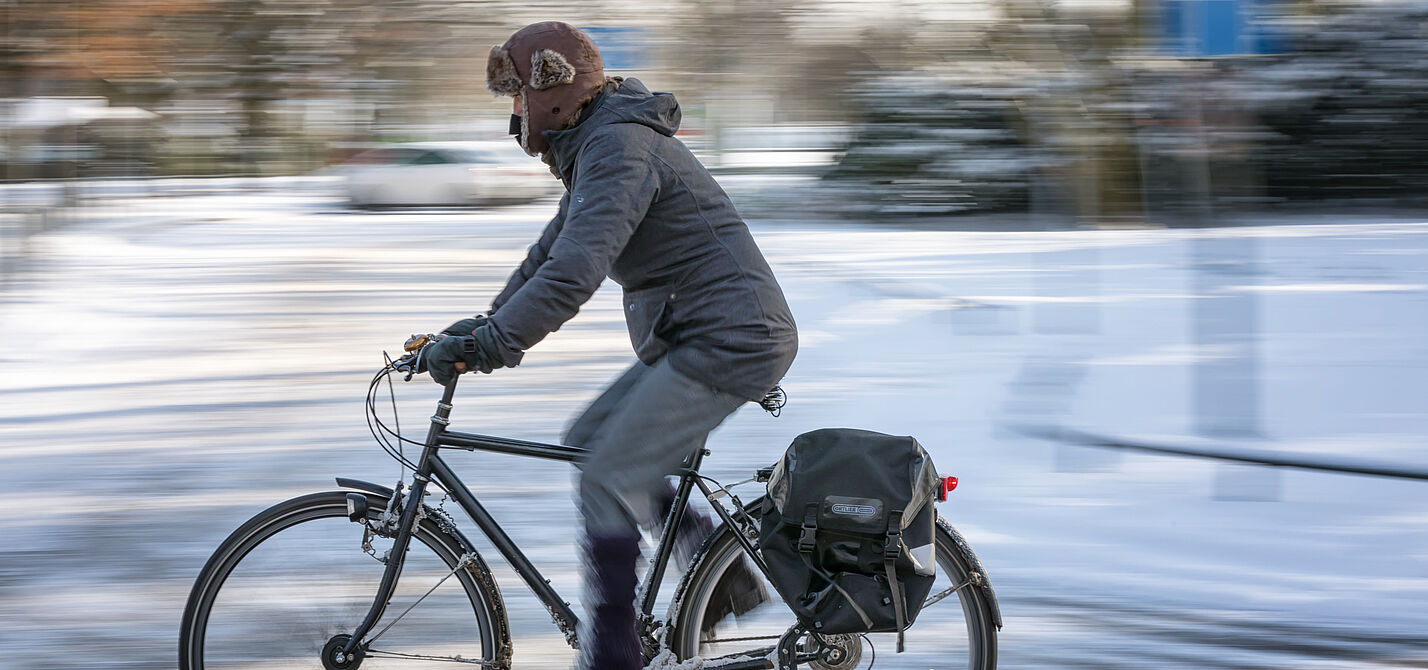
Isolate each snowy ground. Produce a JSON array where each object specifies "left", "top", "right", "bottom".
[{"left": 0, "top": 178, "right": 1425, "bottom": 669}]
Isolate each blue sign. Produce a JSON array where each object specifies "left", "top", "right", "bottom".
[
  {"left": 581, "top": 26, "right": 649, "bottom": 72},
  {"left": 1162, "top": 0, "right": 1282, "bottom": 57}
]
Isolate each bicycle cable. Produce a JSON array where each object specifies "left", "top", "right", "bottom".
[
  {"left": 364, "top": 369, "right": 407, "bottom": 464},
  {"left": 381, "top": 351, "right": 406, "bottom": 482},
  {"left": 364, "top": 360, "right": 452, "bottom": 495},
  {"left": 367, "top": 385, "right": 435, "bottom": 452},
  {"left": 365, "top": 365, "right": 423, "bottom": 471},
  {"left": 366, "top": 365, "right": 428, "bottom": 449}
]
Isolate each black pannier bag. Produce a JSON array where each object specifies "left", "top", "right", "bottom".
[{"left": 758, "top": 428, "right": 940, "bottom": 651}]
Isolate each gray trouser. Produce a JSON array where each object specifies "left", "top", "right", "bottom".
[{"left": 565, "top": 357, "right": 745, "bottom": 537}]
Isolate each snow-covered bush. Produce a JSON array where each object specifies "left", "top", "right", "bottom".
[
  {"left": 822, "top": 72, "right": 1046, "bottom": 216},
  {"left": 818, "top": 1, "right": 1428, "bottom": 217},
  {"left": 1245, "top": 2, "right": 1428, "bottom": 201}
]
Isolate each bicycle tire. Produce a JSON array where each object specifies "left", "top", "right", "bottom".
[
  {"left": 665, "top": 508, "right": 997, "bottom": 669},
  {"left": 179, "top": 490, "right": 511, "bottom": 670}
]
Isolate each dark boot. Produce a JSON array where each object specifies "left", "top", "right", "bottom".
[
  {"left": 580, "top": 533, "right": 643, "bottom": 670},
  {"left": 654, "top": 482, "right": 769, "bottom": 635},
  {"left": 654, "top": 481, "right": 713, "bottom": 571}
]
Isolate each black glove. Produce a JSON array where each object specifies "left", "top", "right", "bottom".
[
  {"left": 424, "top": 324, "right": 504, "bottom": 385},
  {"left": 441, "top": 314, "right": 490, "bottom": 338}
]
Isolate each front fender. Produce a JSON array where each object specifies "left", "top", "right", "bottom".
[
  {"left": 937, "top": 518, "right": 1003, "bottom": 630},
  {"left": 335, "top": 477, "right": 394, "bottom": 498}
]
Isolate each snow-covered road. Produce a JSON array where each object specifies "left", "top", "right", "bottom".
[{"left": 1, "top": 180, "right": 1425, "bottom": 668}]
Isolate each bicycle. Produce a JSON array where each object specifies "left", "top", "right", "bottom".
[{"left": 178, "top": 335, "right": 1002, "bottom": 669}]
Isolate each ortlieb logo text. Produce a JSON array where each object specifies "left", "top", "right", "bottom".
[{"left": 830, "top": 503, "right": 876, "bottom": 517}]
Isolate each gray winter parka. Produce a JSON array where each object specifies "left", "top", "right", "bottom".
[{"left": 486, "top": 79, "right": 797, "bottom": 401}]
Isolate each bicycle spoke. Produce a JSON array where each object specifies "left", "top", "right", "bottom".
[{"left": 366, "top": 553, "right": 478, "bottom": 645}]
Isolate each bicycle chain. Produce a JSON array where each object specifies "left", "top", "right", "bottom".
[{"left": 429, "top": 491, "right": 462, "bottom": 539}]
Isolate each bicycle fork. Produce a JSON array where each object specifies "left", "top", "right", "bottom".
[{"left": 338, "top": 381, "right": 459, "bottom": 663}]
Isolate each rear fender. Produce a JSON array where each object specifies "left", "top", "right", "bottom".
[{"left": 937, "top": 518, "right": 1003, "bottom": 630}]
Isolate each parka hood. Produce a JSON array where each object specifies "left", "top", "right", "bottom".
[{"left": 543, "top": 78, "right": 681, "bottom": 183}]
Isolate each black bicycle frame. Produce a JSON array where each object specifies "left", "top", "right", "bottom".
[{"left": 341, "top": 377, "right": 767, "bottom": 657}]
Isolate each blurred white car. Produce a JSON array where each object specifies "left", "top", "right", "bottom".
[{"left": 343, "top": 142, "right": 556, "bottom": 208}]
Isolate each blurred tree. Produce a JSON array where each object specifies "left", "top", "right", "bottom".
[
  {"left": 662, "top": 0, "right": 805, "bottom": 158},
  {"left": 1124, "top": 1, "right": 1428, "bottom": 207},
  {"left": 1246, "top": 1, "right": 1428, "bottom": 201},
  {"left": 995, "top": 0, "right": 1145, "bottom": 222},
  {"left": 0, "top": 0, "right": 204, "bottom": 98},
  {"left": 1, "top": 0, "right": 504, "bottom": 175},
  {"left": 2, "top": 0, "right": 202, "bottom": 179},
  {"left": 827, "top": 71, "right": 1038, "bottom": 215}
]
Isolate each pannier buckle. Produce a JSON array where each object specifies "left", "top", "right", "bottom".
[
  {"left": 883, "top": 528, "right": 902, "bottom": 562},
  {"left": 799, "top": 505, "right": 818, "bottom": 553},
  {"left": 798, "top": 523, "right": 817, "bottom": 553},
  {"left": 884, "top": 510, "right": 903, "bottom": 562}
]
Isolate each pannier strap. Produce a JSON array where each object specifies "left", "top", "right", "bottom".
[
  {"left": 886, "top": 510, "right": 907, "bottom": 653},
  {"left": 797, "top": 503, "right": 874, "bottom": 631}
]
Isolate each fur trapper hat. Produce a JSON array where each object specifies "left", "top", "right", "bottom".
[{"left": 487, "top": 22, "right": 605, "bottom": 156}]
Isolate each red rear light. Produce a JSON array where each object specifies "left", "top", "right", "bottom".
[{"left": 936, "top": 476, "right": 959, "bottom": 501}]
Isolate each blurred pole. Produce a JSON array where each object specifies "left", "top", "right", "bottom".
[
  {"left": 1013, "top": 16, "right": 1100, "bottom": 336},
  {"left": 993, "top": 12, "right": 1108, "bottom": 471},
  {"left": 1186, "top": 70, "right": 1260, "bottom": 439},
  {"left": 1182, "top": 68, "right": 1270, "bottom": 499},
  {"left": 1191, "top": 235, "right": 1260, "bottom": 438}
]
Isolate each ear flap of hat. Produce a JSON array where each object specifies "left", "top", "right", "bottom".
[
  {"left": 486, "top": 46, "right": 522, "bottom": 96},
  {"left": 529, "top": 48, "right": 576, "bottom": 90}
]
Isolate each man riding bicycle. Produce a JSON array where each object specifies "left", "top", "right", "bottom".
[{"left": 420, "top": 21, "right": 798, "bottom": 670}]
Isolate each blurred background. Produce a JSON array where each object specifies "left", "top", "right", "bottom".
[{"left": 1, "top": 0, "right": 1426, "bottom": 668}]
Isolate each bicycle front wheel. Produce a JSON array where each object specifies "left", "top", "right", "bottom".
[
  {"left": 667, "top": 512, "right": 998, "bottom": 669},
  {"left": 179, "top": 490, "right": 509, "bottom": 670}
]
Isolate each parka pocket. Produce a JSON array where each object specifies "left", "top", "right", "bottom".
[{"left": 622, "top": 287, "right": 673, "bottom": 364}]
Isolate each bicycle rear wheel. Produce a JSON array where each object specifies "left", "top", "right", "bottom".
[
  {"left": 179, "top": 490, "right": 509, "bottom": 670},
  {"left": 666, "top": 512, "right": 997, "bottom": 669}
]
